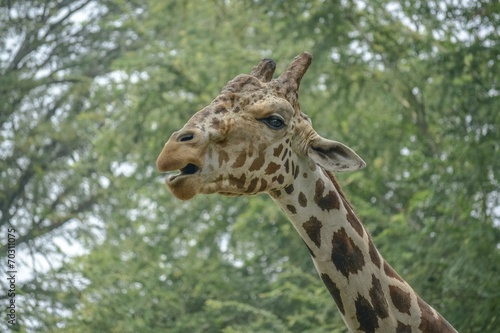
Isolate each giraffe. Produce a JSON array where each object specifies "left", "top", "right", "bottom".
[{"left": 156, "top": 52, "right": 457, "bottom": 333}]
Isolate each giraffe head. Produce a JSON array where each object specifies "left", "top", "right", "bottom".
[{"left": 156, "top": 52, "right": 366, "bottom": 200}]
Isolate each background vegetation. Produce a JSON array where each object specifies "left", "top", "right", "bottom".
[{"left": 1, "top": 0, "right": 498, "bottom": 332}]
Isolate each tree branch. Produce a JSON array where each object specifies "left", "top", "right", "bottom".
[{"left": 0, "top": 196, "right": 99, "bottom": 255}]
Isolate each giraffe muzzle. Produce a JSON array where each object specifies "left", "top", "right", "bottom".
[{"left": 156, "top": 127, "right": 206, "bottom": 200}]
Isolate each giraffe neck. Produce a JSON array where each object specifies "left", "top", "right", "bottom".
[{"left": 270, "top": 164, "right": 457, "bottom": 333}]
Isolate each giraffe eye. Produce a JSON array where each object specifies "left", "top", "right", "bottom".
[{"left": 260, "top": 115, "right": 285, "bottom": 130}]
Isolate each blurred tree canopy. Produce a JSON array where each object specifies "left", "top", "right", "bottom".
[{"left": 1, "top": 0, "right": 498, "bottom": 332}]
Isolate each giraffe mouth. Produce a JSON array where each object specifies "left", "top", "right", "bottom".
[
  {"left": 181, "top": 163, "right": 199, "bottom": 175},
  {"left": 167, "top": 163, "right": 200, "bottom": 182}
]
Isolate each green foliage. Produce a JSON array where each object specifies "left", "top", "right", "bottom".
[{"left": 1, "top": 0, "right": 498, "bottom": 332}]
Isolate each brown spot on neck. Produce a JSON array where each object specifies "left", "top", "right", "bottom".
[
  {"left": 396, "top": 321, "right": 412, "bottom": 333},
  {"left": 302, "top": 216, "right": 322, "bottom": 248},
  {"left": 389, "top": 284, "right": 412, "bottom": 315},
  {"left": 331, "top": 227, "right": 365, "bottom": 278},
  {"left": 324, "top": 170, "right": 350, "bottom": 203},
  {"left": 417, "top": 297, "right": 456, "bottom": 332},
  {"left": 384, "top": 262, "right": 405, "bottom": 283},
  {"left": 314, "top": 178, "right": 340, "bottom": 211},
  {"left": 298, "top": 191, "right": 307, "bottom": 207},
  {"left": 286, "top": 204, "right": 297, "bottom": 214},
  {"left": 368, "top": 237, "right": 382, "bottom": 268},
  {"left": 346, "top": 206, "right": 364, "bottom": 237},
  {"left": 355, "top": 294, "right": 379, "bottom": 333},
  {"left": 321, "top": 273, "right": 345, "bottom": 315},
  {"left": 369, "top": 275, "right": 389, "bottom": 319}
]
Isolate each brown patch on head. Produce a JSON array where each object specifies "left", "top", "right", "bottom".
[
  {"left": 284, "top": 184, "right": 294, "bottom": 194},
  {"left": 211, "top": 118, "right": 221, "bottom": 129},
  {"left": 331, "top": 227, "right": 365, "bottom": 278},
  {"left": 265, "top": 162, "right": 281, "bottom": 175},
  {"left": 314, "top": 178, "right": 340, "bottom": 211},
  {"left": 228, "top": 174, "right": 246, "bottom": 189},
  {"left": 417, "top": 297, "right": 456, "bottom": 332},
  {"left": 221, "top": 74, "right": 263, "bottom": 94},
  {"left": 384, "top": 262, "right": 405, "bottom": 283},
  {"left": 273, "top": 144, "right": 284, "bottom": 157},
  {"left": 190, "top": 108, "right": 211, "bottom": 122},
  {"left": 246, "top": 178, "right": 259, "bottom": 193},
  {"left": 218, "top": 150, "right": 230, "bottom": 166},
  {"left": 369, "top": 275, "right": 389, "bottom": 319},
  {"left": 232, "top": 150, "right": 247, "bottom": 168},
  {"left": 389, "top": 285, "right": 412, "bottom": 315},
  {"left": 213, "top": 93, "right": 232, "bottom": 104},
  {"left": 302, "top": 216, "right": 322, "bottom": 248},
  {"left": 396, "top": 321, "right": 412, "bottom": 333},
  {"left": 321, "top": 273, "right": 345, "bottom": 315},
  {"left": 238, "top": 96, "right": 250, "bottom": 108},
  {"left": 298, "top": 192, "right": 307, "bottom": 207},
  {"left": 248, "top": 149, "right": 266, "bottom": 171},
  {"left": 214, "top": 105, "right": 229, "bottom": 114},
  {"left": 355, "top": 294, "right": 379, "bottom": 333}
]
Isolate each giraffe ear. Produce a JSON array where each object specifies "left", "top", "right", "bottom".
[{"left": 307, "top": 136, "right": 366, "bottom": 172}]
